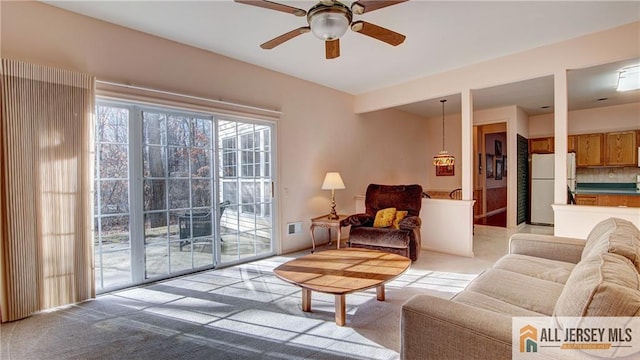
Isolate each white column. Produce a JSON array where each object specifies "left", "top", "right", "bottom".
[
  {"left": 461, "top": 89, "right": 473, "bottom": 200},
  {"left": 554, "top": 70, "right": 569, "bottom": 205}
]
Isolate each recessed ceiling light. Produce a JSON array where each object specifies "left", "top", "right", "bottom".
[
  {"left": 596, "top": 97, "right": 609, "bottom": 101},
  {"left": 540, "top": 105, "right": 551, "bottom": 109},
  {"left": 616, "top": 64, "right": 640, "bottom": 92}
]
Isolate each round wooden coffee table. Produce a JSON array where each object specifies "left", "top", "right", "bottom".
[{"left": 273, "top": 248, "right": 411, "bottom": 326}]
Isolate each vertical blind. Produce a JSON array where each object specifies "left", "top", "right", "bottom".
[{"left": 0, "top": 59, "right": 95, "bottom": 322}]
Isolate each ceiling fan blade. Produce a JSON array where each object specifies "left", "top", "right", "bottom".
[
  {"left": 351, "top": 21, "right": 405, "bottom": 46},
  {"left": 235, "top": 0, "right": 306, "bottom": 17},
  {"left": 260, "top": 27, "right": 310, "bottom": 49},
  {"left": 351, "top": 0, "right": 407, "bottom": 15},
  {"left": 325, "top": 39, "right": 340, "bottom": 59}
]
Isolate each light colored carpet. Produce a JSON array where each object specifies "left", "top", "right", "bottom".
[{"left": 0, "top": 225, "right": 551, "bottom": 359}]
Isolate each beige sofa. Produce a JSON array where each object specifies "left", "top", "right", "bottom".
[{"left": 400, "top": 217, "right": 640, "bottom": 360}]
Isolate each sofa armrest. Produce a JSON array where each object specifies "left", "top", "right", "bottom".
[
  {"left": 509, "top": 233, "right": 585, "bottom": 264},
  {"left": 340, "top": 213, "right": 373, "bottom": 228},
  {"left": 401, "top": 295, "right": 512, "bottom": 360},
  {"left": 398, "top": 215, "right": 421, "bottom": 230}
]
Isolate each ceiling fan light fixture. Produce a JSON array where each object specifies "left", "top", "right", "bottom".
[{"left": 308, "top": 3, "right": 352, "bottom": 41}]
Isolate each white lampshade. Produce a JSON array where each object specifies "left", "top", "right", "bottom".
[
  {"left": 310, "top": 12, "right": 350, "bottom": 41},
  {"left": 321, "top": 172, "right": 345, "bottom": 190}
]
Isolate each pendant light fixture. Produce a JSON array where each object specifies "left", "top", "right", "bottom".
[{"left": 432, "top": 99, "right": 455, "bottom": 167}]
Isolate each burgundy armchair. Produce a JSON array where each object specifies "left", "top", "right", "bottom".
[{"left": 342, "top": 184, "right": 423, "bottom": 261}]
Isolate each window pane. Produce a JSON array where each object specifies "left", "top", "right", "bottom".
[
  {"left": 241, "top": 150, "right": 254, "bottom": 177},
  {"left": 241, "top": 181, "right": 257, "bottom": 213},
  {"left": 168, "top": 146, "right": 189, "bottom": 177},
  {"left": 192, "top": 237, "right": 213, "bottom": 268},
  {"left": 192, "top": 179, "right": 212, "bottom": 208},
  {"left": 99, "top": 144, "right": 128, "bottom": 178},
  {"left": 193, "top": 118, "right": 212, "bottom": 148},
  {"left": 168, "top": 179, "right": 190, "bottom": 209},
  {"left": 221, "top": 137, "right": 236, "bottom": 178},
  {"left": 97, "top": 105, "right": 128, "bottom": 144},
  {"left": 143, "top": 112, "right": 166, "bottom": 145},
  {"left": 100, "top": 180, "right": 129, "bottom": 214},
  {"left": 99, "top": 215, "right": 131, "bottom": 251},
  {"left": 143, "top": 180, "right": 166, "bottom": 211},
  {"left": 222, "top": 181, "right": 237, "bottom": 206},
  {"left": 144, "top": 212, "right": 168, "bottom": 244},
  {"left": 145, "top": 243, "right": 168, "bottom": 278},
  {"left": 168, "top": 115, "right": 190, "bottom": 146},
  {"left": 191, "top": 149, "right": 211, "bottom": 178},
  {"left": 143, "top": 146, "right": 166, "bottom": 178}
]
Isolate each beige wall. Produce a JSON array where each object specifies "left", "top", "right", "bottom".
[
  {"left": 0, "top": 2, "right": 428, "bottom": 254},
  {"left": 529, "top": 102, "right": 640, "bottom": 137},
  {"left": 355, "top": 22, "right": 640, "bottom": 114}
]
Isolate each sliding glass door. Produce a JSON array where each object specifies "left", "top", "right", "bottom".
[
  {"left": 141, "top": 109, "right": 218, "bottom": 277},
  {"left": 94, "top": 100, "right": 275, "bottom": 292},
  {"left": 94, "top": 104, "right": 132, "bottom": 289},
  {"left": 218, "top": 120, "right": 274, "bottom": 264}
]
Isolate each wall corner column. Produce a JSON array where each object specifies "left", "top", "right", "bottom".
[
  {"left": 461, "top": 89, "right": 473, "bottom": 200},
  {"left": 553, "top": 69, "right": 569, "bottom": 205}
]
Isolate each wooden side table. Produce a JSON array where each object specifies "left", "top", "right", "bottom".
[{"left": 310, "top": 214, "right": 348, "bottom": 253}]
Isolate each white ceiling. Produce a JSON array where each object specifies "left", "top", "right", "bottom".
[{"left": 44, "top": 1, "right": 640, "bottom": 116}]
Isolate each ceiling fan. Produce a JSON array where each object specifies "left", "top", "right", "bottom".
[{"left": 235, "top": 0, "right": 407, "bottom": 59}]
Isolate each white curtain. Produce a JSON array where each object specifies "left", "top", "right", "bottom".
[{"left": 0, "top": 59, "right": 95, "bottom": 322}]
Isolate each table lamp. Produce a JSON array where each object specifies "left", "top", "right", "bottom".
[{"left": 321, "top": 172, "right": 345, "bottom": 220}]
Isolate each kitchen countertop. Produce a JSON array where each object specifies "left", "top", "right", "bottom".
[{"left": 574, "top": 183, "right": 640, "bottom": 196}]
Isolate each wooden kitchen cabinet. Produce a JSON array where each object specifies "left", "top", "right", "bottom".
[
  {"left": 567, "top": 135, "right": 576, "bottom": 153},
  {"left": 529, "top": 137, "right": 554, "bottom": 153},
  {"left": 597, "top": 195, "right": 640, "bottom": 207},
  {"left": 575, "top": 194, "right": 598, "bottom": 206},
  {"left": 575, "top": 194, "right": 640, "bottom": 207},
  {"left": 597, "top": 195, "right": 625, "bottom": 207},
  {"left": 605, "top": 130, "right": 638, "bottom": 166},
  {"left": 576, "top": 133, "right": 604, "bottom": 167}
]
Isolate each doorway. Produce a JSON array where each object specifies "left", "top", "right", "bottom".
[{"left": 474, "top": 124, "right": 507, "bottom": 227}]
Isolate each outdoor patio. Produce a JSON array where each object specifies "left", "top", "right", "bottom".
[{"left": 96, "top": 211, "right": 272, "bottom": 291}]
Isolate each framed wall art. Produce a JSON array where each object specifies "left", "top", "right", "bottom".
[
  {"left": 486, "top": 154, "right": 494, "bottom": 178},
  {"left": 436, "top": 165, "right": 455, "bottom": 176},
  {"left": 502, "top": 155, "right": 507, "bottom": 177}
]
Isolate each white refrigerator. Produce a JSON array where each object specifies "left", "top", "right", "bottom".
[{"left": 530, "top": 153, "right": 576, "bottom": 225}]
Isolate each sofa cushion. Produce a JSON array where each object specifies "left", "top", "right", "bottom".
[
  {"left": 348, "top": 227, "right": 410, "bottom": 249},
  {"left": 392, "top": 210, "right": 408, "bottom": 229},
  {"left": 462, "top": 267, "right": 564, "bottom": 316},
  {"left": 452, "top": 290, "right": 546, "bottom": 317},
  {"left": 373, "top": 207, "right": 396, "bottom": 228},
  {"left": 582, "top": 218, "right": 640, "bottom": 270},
  {"left": 554, "top": 253, "right": 640, "bottom": 317},
  {"left": 492, "top": 254, "right": 575, "bottom": 285}
]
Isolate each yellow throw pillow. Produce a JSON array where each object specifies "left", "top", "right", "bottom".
[
  {"left": 392, "top": 211, "right": 408, "bottom": 229},
  {"left": 373, "top": 208, "right": 397, "bottom": 228}
]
